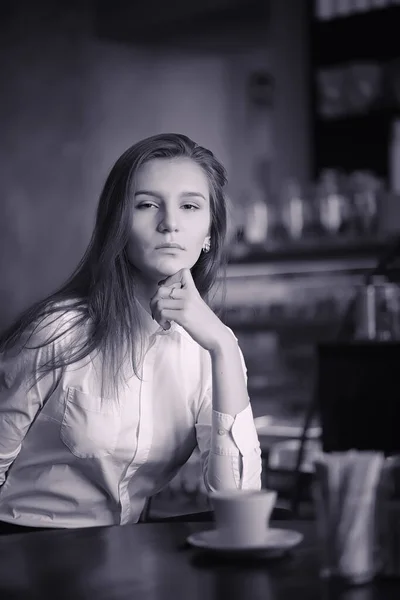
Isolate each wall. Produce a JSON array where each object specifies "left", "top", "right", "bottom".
[
  {"left": 0, "top": 2, "right": 91, "bottom": 329},
  {"left": 0, "top": 2, "right": 233, "bottom": 329},
  {"left": 0, "top": 0, "right": 311, "bottom": 331}
]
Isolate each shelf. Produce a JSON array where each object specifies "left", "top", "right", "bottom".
[
  {"left": 315, "top": 108, "right": 397, "bottom": 128},
  {"left": 227, "top": 235, "right": 393, "bottom": 265}
]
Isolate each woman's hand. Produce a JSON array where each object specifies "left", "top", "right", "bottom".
[{"left": 149, "top": 268, "right": 230, "bottom": 353}]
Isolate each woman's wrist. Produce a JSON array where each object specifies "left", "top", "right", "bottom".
[{"left": 207, "top": 328, "right": 237, "bottom": 358}]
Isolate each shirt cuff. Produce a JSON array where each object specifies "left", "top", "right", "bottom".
[{"left": 211, "top": 403, "right": 260, "bottom": 457}]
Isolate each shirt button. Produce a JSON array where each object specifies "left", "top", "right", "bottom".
[{"left": 217, "top": 428, "right": 226, "bottom": 436}]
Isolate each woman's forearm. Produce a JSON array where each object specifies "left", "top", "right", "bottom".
[{"left": 209, "top": 334, "right": 250, "bottom": 417}]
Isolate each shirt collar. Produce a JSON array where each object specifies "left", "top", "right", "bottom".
[
  {"left": 136, "top": 299, "right": 179, "bottom": 337},
  {"left": 135, "top": 300, "right": 195, "bottom": 342}
]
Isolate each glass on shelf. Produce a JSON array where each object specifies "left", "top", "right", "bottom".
[
  {"left": 317, "top": 67, "right": 347, "bottom": 120},
  {"left": 243, "top": 191, "right": 269, "bottom": 245},
  {"left": 277, "top": 179, "right": 326, "bottom": 242},
  {"left": 344, "top": 61, "right": 383, "bottom": 116},
  {"left": 280, "top": 179, "right": 307, "bottom": 240},
  {"left": 316, "top": 170, "right": 351, "bottom": 236},
  {"left": 347, "top": 170, "right": 383, "bottom": 235}
]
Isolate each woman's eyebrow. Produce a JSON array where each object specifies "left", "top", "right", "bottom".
[
  {"left": 180, "top": 191, "right": 207, "bottom": 201},
  {"left": 134, "top": 190, "right": 207, "bottom": 201}
]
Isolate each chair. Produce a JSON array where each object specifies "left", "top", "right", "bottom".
[
  {"left": 257, "top": 415, "right": 320, "bottom": 519},
  {"left": 263, "top": 441, "right": 317, "bottom": 519}
]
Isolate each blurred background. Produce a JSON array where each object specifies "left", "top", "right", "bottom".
[
  {"left": 0, "top": 0, "right": 310, "bottom": 330},
  {"left": 2, "top": 0, "right": 400, "bottom": 517}
]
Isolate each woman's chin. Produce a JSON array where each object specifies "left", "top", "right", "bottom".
[
  {"left": 155, "top": 266, "right": 183, "bottom": 278},
  {"left": 153, "top": 259, "right": 190, "bottom": 277}
]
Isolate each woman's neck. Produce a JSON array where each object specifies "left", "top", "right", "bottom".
[{"left": 133, "top": 275, "right": 159, "bottom": 317}]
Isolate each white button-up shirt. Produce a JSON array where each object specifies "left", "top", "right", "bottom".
[{"left": 0, "top": 302, "right": 262, "bottom": 529}]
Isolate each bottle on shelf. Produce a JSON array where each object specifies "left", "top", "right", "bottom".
[
  {"left": 281, "top": 179, "right": 306, "bottom": 241},
  {"left": 317, "top": 170, "right": 350, "bottom": 235},
  {"left": 243, "top": 188, "right": 269, "bottom": 246}
]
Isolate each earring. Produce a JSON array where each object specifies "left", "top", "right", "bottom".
[{"left": 202, "top": 238, "right": 211, "bottom": 253}]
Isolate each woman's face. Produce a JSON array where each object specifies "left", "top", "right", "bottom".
[{"left": 127, "top": 157, "right": 211, "bottom": 283}]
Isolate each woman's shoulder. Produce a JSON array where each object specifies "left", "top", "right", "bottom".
[
  {"left": 0, "top": 298, "right": 88, "bottom": 368},
  {"left": 23, "top": 298, "right": 89, "bottom": 349}
]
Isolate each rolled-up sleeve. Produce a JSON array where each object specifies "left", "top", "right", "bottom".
[
  {"left": 196, "top": 398, "right": 262, "bottom": 492},
  {"left": 195, "top": 339, "right": 262, "bottom": 492}
]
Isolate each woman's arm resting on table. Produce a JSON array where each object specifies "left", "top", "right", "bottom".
[{"left": 196, "top": 331, "right": 262, "bottom": 492}]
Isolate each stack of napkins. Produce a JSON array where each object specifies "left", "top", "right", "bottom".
[{"left": 313, "top": 451, "right": 385, "bottom": 583}]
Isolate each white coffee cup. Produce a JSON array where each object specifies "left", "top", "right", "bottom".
[{"left": 209, "top": 489, "right": 277, "bottom": 546}]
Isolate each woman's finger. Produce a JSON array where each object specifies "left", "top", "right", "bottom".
[
  {"left": 151, "top": 299, "right": 184, "bottom": 329},
  {"left": 149, "top": 285, "right": 182, "bottom": 319},
  {"left": 156, "top": 298, "right": 185, "bottom": 312},
  {"left": 157, "top": 309, "right": 184, "bottom": 330},
  {"left": 158, "top": 285, "right": 184, "bottom": 300}
]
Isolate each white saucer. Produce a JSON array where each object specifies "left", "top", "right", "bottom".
[{"left": 186, "top": 527, "right": 303, "bottom": 557}]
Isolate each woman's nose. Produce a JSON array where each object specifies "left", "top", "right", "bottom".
[{"left": 158, "top": 209, "right": 179, "bottom": 232}]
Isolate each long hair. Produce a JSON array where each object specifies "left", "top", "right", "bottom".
[{"left": 0, "top": 133, "right": 229, "bottom": 397}]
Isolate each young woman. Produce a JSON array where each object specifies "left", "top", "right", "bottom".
[{"left": 0, "top": 133, "right": 261, "bottom": 534}]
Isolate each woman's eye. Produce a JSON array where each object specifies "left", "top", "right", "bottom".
[
  {"left": 137, "top": 203, "right": 157, "bottom": 209},
  {"left": 136, "top": 203, "right": 199, "bottom": 210}
]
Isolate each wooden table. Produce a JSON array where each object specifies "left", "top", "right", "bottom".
[{"left": 0, "top": 520, "right": 399, "bottom": 599}]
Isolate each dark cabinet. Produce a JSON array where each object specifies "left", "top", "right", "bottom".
[{"left": 309, "top": 1, "right": 400, "bottom": 180}]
